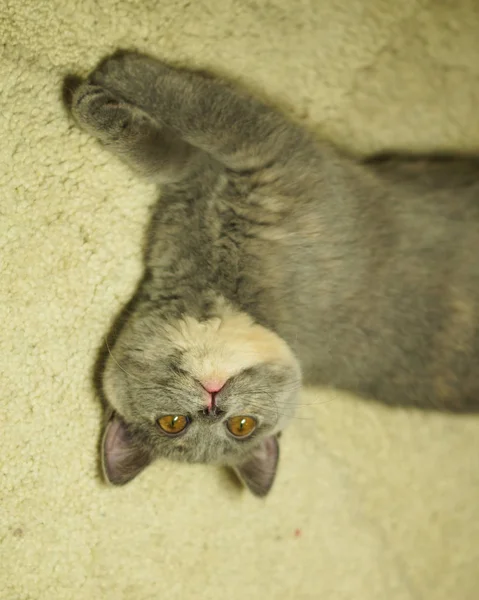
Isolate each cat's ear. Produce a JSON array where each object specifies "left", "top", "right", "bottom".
[
  {"left": 102, "top": 414, "right": 153, "bottom": 485},
  {"left": 233, "top": 436, "right": 280, "bottom": 497}
]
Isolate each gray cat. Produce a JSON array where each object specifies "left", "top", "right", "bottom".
[{"left": 68, "top": 50, "right": 479, "bottom": 497}]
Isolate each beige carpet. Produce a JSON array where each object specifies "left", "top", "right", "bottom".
[{"left": 2, "top": 1, "right": 479, "bottom": 599}]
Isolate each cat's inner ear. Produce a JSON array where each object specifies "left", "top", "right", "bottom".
[
  {"left": 233, "top": 436, "right": 280, "bottom": 497},
  {"left": 102, "top": 414, "right": 152, "bottom": 485}
]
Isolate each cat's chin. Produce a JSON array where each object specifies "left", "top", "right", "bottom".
[
  {"left": 102, "top": 305, "right": 302, "bottom": 423},
  {"left": 156, "top": 306, "right": 302, "bottom": 397}
]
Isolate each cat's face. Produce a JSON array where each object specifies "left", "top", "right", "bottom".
[{"left": 101, "top": 304, "right": 301, "bottom": 496}]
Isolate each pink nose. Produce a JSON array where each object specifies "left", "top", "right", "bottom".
[
  {"left": 202, "top": 381, "right": 225, "bottom": 394},
  {"left": 201, "top": 380, "right": 226, "bottom": 411}
]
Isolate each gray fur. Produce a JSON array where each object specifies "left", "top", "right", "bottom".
[{"left": 68, "top": 51, "right": 479, "bottom": 496}]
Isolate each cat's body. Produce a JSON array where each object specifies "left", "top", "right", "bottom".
[{"left": 69, "top": 51, "right": 479, "bottom": 496}]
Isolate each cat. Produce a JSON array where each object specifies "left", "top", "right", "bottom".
[{"left": 67, "top": 50, "right": 479, "bottom": 497}]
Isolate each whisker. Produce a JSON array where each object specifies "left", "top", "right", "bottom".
[
  {"left": 104, "top": 337, "right": 146, "bottom": 384},
  {"left": 241, "top": 399, "right": 312, "bottom": 421}
]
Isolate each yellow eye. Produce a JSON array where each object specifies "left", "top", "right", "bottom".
[
  {"left": 227, "top": 416, "right": 257, "bottom": 438},
  {"left": 158, "top": 415, "right": 189, "bottom": 435}
]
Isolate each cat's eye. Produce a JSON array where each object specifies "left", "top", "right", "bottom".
[
  {"left": 158, "top": 415, "right": 189, "bottom": 435},
  {"left": 227, "top": 416, "right": 257, "bottom": 438}
]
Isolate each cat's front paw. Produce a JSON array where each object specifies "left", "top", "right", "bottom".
[{"left": 71, "top": 82, "right": 139, "bottom": 143}]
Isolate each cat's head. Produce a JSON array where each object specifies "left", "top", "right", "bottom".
[{"left": 101, "top": 303, "right": 301, "bottom": 496}]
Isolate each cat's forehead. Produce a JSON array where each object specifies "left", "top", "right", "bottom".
[{"left": 164, "top": 310, "right": 297, "bottom": 383}]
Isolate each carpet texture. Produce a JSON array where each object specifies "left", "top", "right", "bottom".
[{"left": 2, "top": 1, "right": 479, "bottom": 599}]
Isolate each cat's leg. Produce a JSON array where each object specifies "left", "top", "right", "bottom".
[
  {"left": 70, "top": 82, "right": 208, "bottom": 183},
  {"left": 83, "top": 51, "right": 316, "bottom": 173}
]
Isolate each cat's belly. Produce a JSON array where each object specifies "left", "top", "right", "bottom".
[
  {"left": 296, "top": 309, "right": 479, "bottom": 412},
  {"left": 280, "top": 261, "right": 479, "bottom": 412}
]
